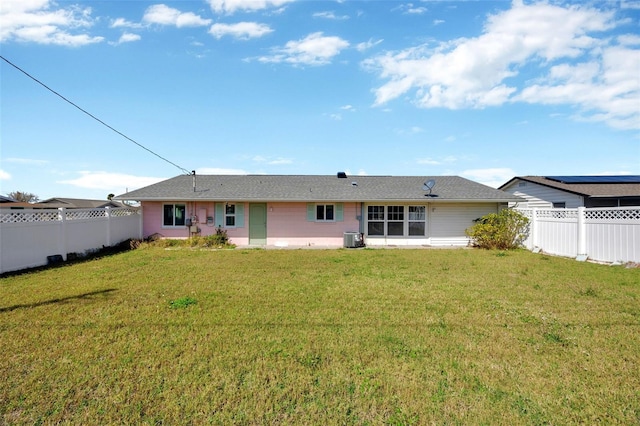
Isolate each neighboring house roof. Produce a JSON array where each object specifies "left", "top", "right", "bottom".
[
  {"left": 499, "top": 176, "right": 640, "bottom": 198},
  {"left": 0, "top": 195, "right": 18, "bottom": 203},
  {"left": 115, "top": 174, "right": 522, "bottom": 203},
  {"left": 39, "top": 198, "right": 128, "bottom": 209},
  {"left": 0, "top": 202, "right": 54, "bottom": 209}
]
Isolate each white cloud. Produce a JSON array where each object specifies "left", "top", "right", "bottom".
[
  {"left": 0, "top": 169, "right": 11, "bottom": 180},
  {"left": 417, "top": 155, "right": 456, "bottom": 165},
  {"left": 313, "top": 11, "right": 349, "bottom": 20},
  {"left": 356, "top": 38, "right": 383, "bottom": 52},
  {"left": 209, "top": 22, "right": 272, "bottom": 40},
  {"left": 617, "top": 34, "right": 640, "bottom": 46},
  {"left": 517, "top": 42, "right": 640, "bottom": 130},
  {"left": 207, "top": 0, "right": 294, "bottom": 14},
  {"left": 364, "top": 2, "right": 638, "bottom": 130},
  {"left": 433, "top": 19, "right": 445, "bottom": 26},
  {"left": 143, "top": 4, "right": 211, "bottom": 28},
  {"left": 268, "top": 158, "right": 293, "bottom": 165},
  {"left": 340, "top": 105, "right": 356, "bottom": 111},
  {"left": 58, "top": 172, "right": 166, "bottom": 193},
  {"left": 621, "top": 1, "right": 640, "bottom": 9},
  {"left": 258, "top": 32, "right": 349, "bottom": 66},
  {"left": 392, "top": 3, "right": 427, "bottom": 15},
  {"left": 461, "top": 168, "right": 516, "bottom": 188},
  {"left": 0, "top": 0, "right": 103, "bottom": 45},
  {"left": 110, "top": 17, "right": 144, "bottom": 29},
  {"left": 252, "top": 156, "right": 292, "bottom": 165},
  {"left": 406, "top": 7, "right": 427, "bottom": 15},
  {"left": 4, "top": 157, "right": 49, "bottom": 165},
  {"left": 114, "top": 32, "right": 141, "bottom": 44},
  {"left": 417, "top": 158, "right": 440, "bottom": 165},
  {"left": 0, "top": 0, "right": 48, "bottom": 14}
]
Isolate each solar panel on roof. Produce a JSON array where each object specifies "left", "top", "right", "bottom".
[{"left": 546, "top": 176, "right": 640, "bottom": 184}]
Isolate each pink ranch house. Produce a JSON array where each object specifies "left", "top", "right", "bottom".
[{"left": 115, "top": 173, "right": 522, "bottom": 248}]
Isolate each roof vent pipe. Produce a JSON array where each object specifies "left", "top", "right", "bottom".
[
  {"left": 337, "top": 172, "right": 347, "bottom": 178},
  {"left": 192, "top": 170, "right": 196, "bottom": 192}
]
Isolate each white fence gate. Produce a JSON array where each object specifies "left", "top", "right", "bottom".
[
  {"left": 517, "top": 207, "right": 640, "bottom": 264},
  {"left": 0, "top": 207, "right": 142, "bottom": 274}
]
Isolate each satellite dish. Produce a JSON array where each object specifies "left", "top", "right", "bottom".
[{"left": 423, "top": 179, "right": 436, "bottom": 196}]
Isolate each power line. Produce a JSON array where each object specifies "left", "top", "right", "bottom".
[{"left": 1, "top": 55, "right": 191, "bottom": 175}]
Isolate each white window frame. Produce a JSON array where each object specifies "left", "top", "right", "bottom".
[
  {"left": 315, "top": 204, "right": 335, "bottom": 222},
  {"left": 163, "top": 203, "right": 186, "bottom": 227},
  {"left": 386, "top": 205, "right": 405, "bottom": 236},
  {"left": 366, "top": 204, "right": 427, "bottom": 237},
  {"left": 367, "top": 205, "right": 385, "bottom": 235},
  {"left": 408, "top": 206, "right": 426, "bottom": 236}
]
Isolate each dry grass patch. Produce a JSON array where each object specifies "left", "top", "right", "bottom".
[{"left": 1, "top": 248, "right": 639, "bottom": 424}]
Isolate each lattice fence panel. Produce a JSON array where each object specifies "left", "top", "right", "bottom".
[
  {"left": 536, "top": 209, "right": 579, "bottom": 220},
  {"left": 0, "top": 210, "right": 60, "bottom": 223},
  {"left": 585, "top": 208, "right": 640, "bottom": 221},
  {"left": 110, "top": 208, "right": 139, "bottom": 217},
  {"left": 516, "top": 208, "right": 533, "bottom": 220},
  {"left": 66, "top": 209, "right": 107, "bottom": 220}
]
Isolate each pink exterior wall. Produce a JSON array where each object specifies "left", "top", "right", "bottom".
[
  {"left": 141, "top": 202, "right": 165, "bottom": 237},
  {"left": 141, "top": 201, "right": 361, "bottom": 247},
  {"left": 266, "top": 202, "right": 361, "bottom": 247},
  {"left": 141, "top": 201, "right": 505, "bottom": 247},
  {"left": 141, "top": 201, "right": 249, "bottom": 243}
]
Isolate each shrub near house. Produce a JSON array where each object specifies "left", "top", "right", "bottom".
[{"left": 466, "top": 208, "right": 529, "bottom": 250}]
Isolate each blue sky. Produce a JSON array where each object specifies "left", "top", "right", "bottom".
[{"left": 1, "top": 0, "right": 639, "bottom": 201}]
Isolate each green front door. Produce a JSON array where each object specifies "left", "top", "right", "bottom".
[{"left": 249, "top": 203, "right": 267, "bottom": 246}]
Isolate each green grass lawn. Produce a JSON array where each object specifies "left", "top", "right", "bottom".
[{"left": 1, "top": 247, "right": 639, "bottom": 425}]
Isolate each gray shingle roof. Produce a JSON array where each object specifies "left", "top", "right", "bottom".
[
  {"left": 0, "top": 195, "right": 18, "bottom": 203},
  {"left": 39, "top": 198, "right": 128, "bottom": 208},
  {"left": 500, "top": 176, "right": 640, "bottom": 198},
  {"left": 116, "top": 175, "right": 521, "bottom": 203}
]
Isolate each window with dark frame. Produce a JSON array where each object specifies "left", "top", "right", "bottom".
[
  {"left": 163, "top": 204, "right": 186, "bottom": 227},
  {"left": 316, "top": 204, "right": 335, "bottom": 221},
  {"left": 225, "top": 204, "right": 236, "bottom": 227}
]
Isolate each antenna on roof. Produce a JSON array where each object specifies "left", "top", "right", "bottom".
[{"left": 423, "top": 179, "right": 436, "bottom": 197}]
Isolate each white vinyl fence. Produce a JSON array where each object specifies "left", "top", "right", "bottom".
[
  {"left": 517, "top": 207, "right": 640, "bottom": 264},
  {"left": 0, "top": 207, "right": 142, "bottom": 274}
]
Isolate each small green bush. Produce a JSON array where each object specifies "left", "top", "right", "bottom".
[
  {"left": 466, "top": 208, "right": 529, "bottom": 250},
  {"left": 143, "top": 227, "right": 235, "bottom": 249},
  {"left": 153, "top": 239, "right": 183, "bottom": 248},
  {"left": 169, "top": 296, "right": 197, "bottom": 309},
  {"left": 193, "top": 227, "right": 232, "bottom": 248}
]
